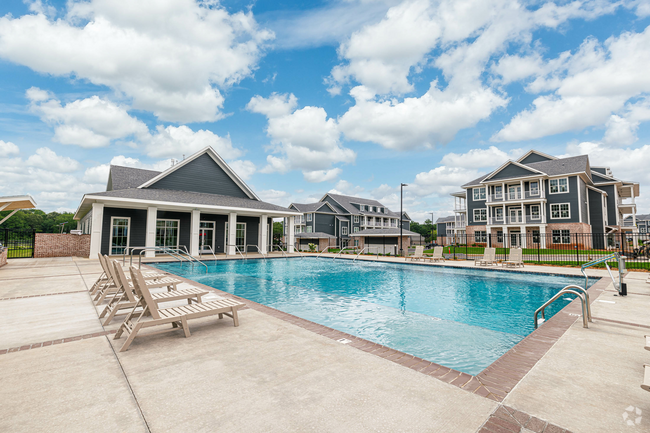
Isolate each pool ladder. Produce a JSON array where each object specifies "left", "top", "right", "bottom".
[{"left": 534, "top": 284, "right": 591, "bottom": 329}]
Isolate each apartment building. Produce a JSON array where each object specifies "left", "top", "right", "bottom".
[{"left": 438, "top": 150, "right": 640, "bottom": 248}]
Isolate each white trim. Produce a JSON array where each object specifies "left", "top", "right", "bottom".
[
  {"left": 530, "top": 205, "right": 541, "bottom": 220},
  {"left": 75, "top": 194, "right": 301, "bottom": 219},
  {"left": 516, "top": 149, "right": 558, "bottom": 163},
  {"left": 199, "top": 220, "right": 216, "bottom": 254},
  {"left": 473, "top": 208, "right": 487, "bottom": 222},
  {"left": 137, "top": 146, "right": 260, "bottom": 200},
  {"left": 156, "top": 218, "right": 181, "bottom": 249},
  {"left": 110, "top": 216, "right": 131, "bottom": 256},
  {"left": 586, "top": 185, "right": 608, "bottom": 196},
  {"left": 473, "top": 187, "right": 487, "bottom": 201},
  {"left": 306, "top": 213, "right": 312, "bottom": 222},
  {"left": 224, "top": 220, "right": 246, "bottom": 251},
  {"left": 354, "top": 215, "right": 359, "bottom": 223},
  {"left": 550, "top": 203, "right": 571, "bottom": 219},
  {"left": 549, "top": 177, "right": 569, "bottom": 194},
  {"left": 551, "top": 229, "right": 571, "bottom": 244},
  {"left": 483, "top": 160, "right": 546, "bottom": 181}
]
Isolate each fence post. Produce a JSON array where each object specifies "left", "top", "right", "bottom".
[
  {"left": 537, "top": 234, "right": 541, "bottom": 263},
  {"left": 575, "top": 234, "right": 579, "bottom": 267}
]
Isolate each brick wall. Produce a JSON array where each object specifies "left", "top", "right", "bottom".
[
  {"left": 34, "top": 234, "right": 91, "bottom": 258},
  {"left": 0, "top": 248, "right": 7, "bottom": 267}
]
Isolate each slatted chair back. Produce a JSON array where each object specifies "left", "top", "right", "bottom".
[
  {"left": 102, "top": 254, "right": 120, "bottom": 284},
  {"left": 412, "top": 245, "right": 424, "bottom": 258},
  {"left": 510, "top": 248, "right": 522, "bottom": 262},
  {"left": 129, "top": 267, "right": 162, "bottom": 320},
  {"left": 433, "top": 246, "right": 443, "bottom": 259},
  {"left": 484, "top": 247, "right": 496, "bottom": 261},
  {"left": 98, "top": 253, "right": 110, "bottom": 277},
  {"left": 112, "top": 261, "right": 138, "bottom": 302}
]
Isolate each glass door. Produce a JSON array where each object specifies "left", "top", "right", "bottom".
[
  {"left": 508, "top": 185, "right": 521, "bottom": 200},
  {"left": 509, "top": 208, "right": 523, "bottom": 224},
  {"left": 224, "top": 222, "right": 246, "bottom": 251},
  {"left": 110, "top": 217, "right": 130, "bottom": 255},
  {"left": 510, "top": 231, "right": 520, "bottom": 247},
  {"left": 199, "top": 221, "right": 214, "bottom": 253},
  {"left": 156, "top": 220, "right": 179, "bottom": 250}
]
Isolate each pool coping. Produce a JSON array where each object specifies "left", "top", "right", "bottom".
[{"left": 143, "top": 261, "right": 608, "bottom": 404}]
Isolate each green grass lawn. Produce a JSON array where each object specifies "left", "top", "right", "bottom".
[
  {"left": 7, "top": 246, "right": 33, "bottom": 258},
  {"left": 429, "top": 246, "right": 618, "bottom": 256}
]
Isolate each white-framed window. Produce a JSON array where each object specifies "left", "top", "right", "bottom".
[
  {"left": 549, "top": 178, "right": 568, "bottom": 194},
  {"left": 306, "top": 226, "right": 312, "bottom": 233},
  {"left": 306, "top": 213, "right": 312, "bottom": 222},
  {"left": 640, "top": 226, "right": 646, "bottom": 233},
  {"left": 475, "top": 230, "right": 487, "bottom": 243},
  {"left": 532, "top": 230, "right": 540, "bottom": 243},
  {"left": 530, "top": 205, "right": 540, "bottom": 220},
  {"left": 156, "top": 219, "right": 179, "bottom": 249},
  {"left": 473, "top": 208, "right": 487, "bottom": 222},
  {"left": 552, "top": 229, "right": 570, "bottom": 244},
  {"left": 354, "top": 215, "right": 359, "bottom": 223},
  {"left": 495, "top": 208, "right": 503, "bottom": 221},
  {"left": 380, "top": 207, "right": 384, "bottom": 213},
  {"left": 529, "top": 181, "right": 539, "bottom": 195},
  {"left": 550, "top": 203, "right": 570, "bottom": 219},
  {"left": 473, "top": 187, "right": 486, "bottom": 201},
  {"left": 225, "top": 222, "right": 246, "bottom": 248},
  {"left": 110, "top": 217, "right": 130, "bottom": 255},
  {"left": 342, "top": 226, "right": 348, "bottom": 235},
  {"left": 494, "top": 185, "right": 502, "bottom": 199},
  {"left": 354, "top": 227, "right": 359, "bottom": 233},
  {"left": 496, "top": 230, "right": 503, "bottom": 243},
  {"left": 354, "top": 239, "right": 359, "bottom": 247}
]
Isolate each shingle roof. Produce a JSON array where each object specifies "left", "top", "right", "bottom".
[
  {"left": 350, "top": 228, "right": 421, "bottom": 237},
  {"left": 109, "top": 165, "right": 161, "bottom": 190},
  {"left": 524, "top": 155, "right": 589, "bottom": 177},
  {"left": 291, "top": 202, "right": 336, "bottom": 213},
  {"left": 462, "top": 174, "right": 490, "bottom": 188},
  {"left": 633, "top": 214, "right": 650, "bottom": 221},
  {"left": 295, "top": 232, "right": 336, "bottom": 239},
  {"left": 325, "top": 193, "right": 405, "bottom": 218},
  {"left": 86, "top": 188, "right": 295, "bottom": 213},
  {"left": 436, "top": 216, "right": 456, "bottom": 223}
]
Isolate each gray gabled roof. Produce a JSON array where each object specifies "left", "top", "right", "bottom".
[
  {"left": 290, "top": 202, "right": 336, "bottom": 213},
  {"left": 462, "top": 173, "right": 490, "bottom": 188},
  {"left": 436, "top": 216, "right": 456, "bottom": 223},
  {"left": 350, "top": 228, "right": 421, "bottom": 237},
  {"left": 324, "top": 193, "right": 406, "bottom": 218},
  {"left": 295, "top": 232, "right": 336, "bottom": 239},
  {"left": 632, "top": 214, "right": 650, "bottom": 221},
  {"left": 524, "top": 155, "right": 590, "bottom": 177},
  {"left": 84, "top": 188, "right": 295, "bottom": 213},
  {"left": 108, "top": 165, "right": 160, "bottom": 191}
]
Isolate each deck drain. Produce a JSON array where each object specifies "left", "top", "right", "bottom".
[{"left": 337, "top": 338, "right": 352, "bottom": 344}]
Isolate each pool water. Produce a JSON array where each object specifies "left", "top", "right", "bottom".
[{"left": 152, "top": 258, "right": 592, "bottom": 375}]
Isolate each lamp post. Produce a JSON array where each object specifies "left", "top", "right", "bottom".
[
  {"left": 431, "top": 212, "right": 434, "bottom": 245},
  {"left": 400, "top": 183, "right": 407, "bottom": 256}
]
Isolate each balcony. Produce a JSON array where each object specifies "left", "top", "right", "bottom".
[
  {"left": 454, "top": 203, "right": 467, "bottom": 212},
  {"left": 488, "top": 215, "right": 546, "bottom": 225},
  {"left": 487, "top": 190, "right": 545, "bottom": 203}
]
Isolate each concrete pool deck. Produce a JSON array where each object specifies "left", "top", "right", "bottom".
[{"left": 1, "top": 256, "right": 649, "bottom": 432}]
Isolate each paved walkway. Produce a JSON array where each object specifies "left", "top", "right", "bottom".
[{"left": 0, "top": 256, "right": 648, "bottom": 432}]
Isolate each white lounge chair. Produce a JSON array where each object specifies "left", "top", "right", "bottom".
[
  {"left": 114, "top": 267, "right": 245, "bottom": 352},
  {"left": 99, "top": 260, "right": 209, "bottom": 325},
  {"left": 408, "top": 246, "right": 425, "bottom": 261},
  {"left": 503, "top": 248, "right": 524, "bottom": 267},
  {"left": 91, "top": 254, "right": 165, "bottom": 297},
  {"left": 475, "top": 247, "right": 497, "bottom": 266},
  {"left": 642, "top": 364, "right": 650, "bottom": 392},
  {"left": 429, "top": 246, "right": 445, "bottom": 262}
]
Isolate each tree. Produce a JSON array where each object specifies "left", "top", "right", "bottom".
[
  {"left": 273, "top": 221, "right": 284, "bottom": 244},
  {"left": 0, "top": 209, "right": 77, "bottom": 233},
  {"left": 409, "top": 218, "right": 436, "bottom": 242}
]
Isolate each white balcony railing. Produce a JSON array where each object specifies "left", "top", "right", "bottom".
[
  {"left": 487, "top": 190, "right": 545, "bottom": 203},
  {"left": 488, "top": 215, "right": 545, "bottom": 225}
]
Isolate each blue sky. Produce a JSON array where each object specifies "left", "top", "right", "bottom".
[{"left": 1, "top": 0, "right": 649, "bottom": 222}]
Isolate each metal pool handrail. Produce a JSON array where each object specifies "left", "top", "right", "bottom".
[
  {"left": 317, "top": 245, "right": 339, "bottom": 258},
  {"left": 245, "top": 244, "right": 267, "bottom": 259},
  {"left": 353, "top": 247, "right": 368, "bottom": 262},
  {"left": 292, "top": 243, "right": 305, "bottom": 259},
  {"left": 270, "top": 244, "right": 288, "bottom": 259},
  {"left": 333, "top": 246, "right": 358, "bottom": 260},
  {"left": 203, "top": 245, "right": 217, "bottom": 261},
  {"left": 534, "top": 286, "right": 588, "bottom": 329},
  {"left": 581, "top": 252, "right": 624, "bottom": 295}
]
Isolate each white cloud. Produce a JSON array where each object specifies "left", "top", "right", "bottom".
[
  {"left": 338, "top": 84, "right": 507, "bottom": 150},
  {"left": 0, "top": 1, "right": 273, "bottom": 122},
  {"left": 28, "top": 89, "right": 149, "bottom": 148},
  {"left": 0, "top": 140, "right": 19, "bottom": 157},
  {"left": 146, "top": 125, "right": 241, "bottom": 159},
  {"left": 256, "top": 188, "right": 291, "bottom": 205},
  {"left": 494, "top": 26, "right": 650, "bottom": 141},
  {"left": 412, "top": 165, "right": 480, "bottom": 197},
  {"left": 329, "top": 180, "right": 365, "bottom": 196},
  {"left": 25, "top": 147, "right": 82, "bottom": 173},
  {"left": 228, "top": 160, "right": 256, "bottom": 180},
  {"left": 440, "top": 146, "right": 523, "bottom": 169},
  {"left": 247, "top": 93, "right": 354, "bottom": 181}
]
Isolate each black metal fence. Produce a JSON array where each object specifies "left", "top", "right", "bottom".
[
  {"left": 437, "top": 232, "right": 650, "bottom": 269},
  {"left": 1, "top": 229, "right": 35, "bottom": 258}
]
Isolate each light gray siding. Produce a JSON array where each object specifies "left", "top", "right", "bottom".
[{"left": 490, "top": 164, "right": 538, "bottom": 181}]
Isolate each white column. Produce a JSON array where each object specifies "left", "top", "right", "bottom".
[
  {"left": 287, "top": 216, "right": 295, "bottom": 253},
  {"left": 145, "top": 207, "right": 157, "bottom": 258},
  {"left": 260, "top": 214, "right": 268, "bottom": 254},
  {"left": 89, "top": 203, "right": 104, "bottom": 258},
  {"left": 520, "top": 226, "right": 527, "bottom": 248},
  {"left": 227, "top": 213, "right": 237, "bottom": 255},
  {"left": 190, "top": 210, "right": 200, "bottom": 257},
  {"left": 540, "top": 225, "right": 547, "bottom": 249}
]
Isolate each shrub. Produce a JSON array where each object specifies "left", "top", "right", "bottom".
[{"left": 308, "top": 243, "right": 316, "bottom": 252}]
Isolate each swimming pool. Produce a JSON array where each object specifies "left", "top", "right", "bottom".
[{"left": 152, "top": 258, "right": 592, "bottom": 375}]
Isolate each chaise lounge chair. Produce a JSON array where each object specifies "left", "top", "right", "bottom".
[
  {"left": 408, "top": 246, "right": 425, "bottom": 261},
  {"left": 475, "top": 247, "right": 497, "bottom": 266},
  {"left": 429, "top": 246, "right": 445, "bottom": 262},
  {"left": 503, "top": 248, "right": 524, "bottom": 268},
  {"left": 99, "top": 260, "right": 209, "bottom": 325},
  {"left": 94, "top": 255, "right": 179, "bottom": 305},
  {"left": 114, "top": 267, "right": 245, "bottom": 352},
  {"left": 643, "top": 364, "right": 650, "bottom": 392},
  {"left": 90, "top": 254, "right": 165, "bottom": 297}
]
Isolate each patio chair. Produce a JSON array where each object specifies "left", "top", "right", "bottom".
[
  {"left": 642, "top": 364, "right": 650, "bottom": 392},
  {"left": 645, "top": 335, "right": 650, "bottom": 351},
  {"left": 99, "top": 260, "right": 209, "bottom": 325},
  {"left": 94, "top": 256, "right": 180, "bottom": 305},
  {"left": 114, "top": 267, "right": 245, "bottom": 352},
  {"left": 429, "top": 246, "right": 445, "bottom": 262},
  {"left": 503, "top": 248, "right": 524, "bottom": 268},
  {"left": 90, "top": 254, "right": 165, "bottom": 297},
  {"left": 407, "top": 246, "right": 425, "bottom": 261},
  {"left": 475, "top": 247, "right": 497, "bottom": 266}
]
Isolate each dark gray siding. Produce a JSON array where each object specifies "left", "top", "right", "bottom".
[
  {"left": 148, "top": 154, "right": 249, "bottom": 198},
  {"left": 519, "top": 153, "right": 554, "bottom": 164},
  {"left": 437, "top": 222, "right": 447, "bottom": 235},
  {"left": 467, "top": 187, "right": 487, "bottom": 226},
  {"left": 365, "top": 237, "right": 398, "bottom": 245},
  {"left": 599, "top": 185, "right": 617, "bottom": 225},
  {"left": 199, "top": 213, "right": 228, "bottom": 253},
  {"left": 545, "top": 176, "right": 580, "bottom": 224},
  {"left": 588, "top": 189, "right": 604, "bottom": 233},
  {"left": 490, "top": 164, "right": 538, "bottom": 181},
  {"left": 156, "top": 210, "right": 191, "bottom": 251},
  {"left": 315, "top": 214, "right": 336, "bottom": 235},
  {"left": 592, "top": 173, "right": 611, "bottom": 183},
  {"left": 591, "top": 167, "right": 607, "bottom": 175},
  {"left": 578, "top": 178, "right": 589, "bottom": 224},
  {"left": 237, "top": 216, "right": 260, "bottom": 252},
  {"left": 101, "top": 207, "right": 147, "bottom": 255},
  {"left": 401, "top": 220, "right": 410, "bottom": 230},
  {"left": 322, "top": 196, "right": 347, "bottom": 213}
]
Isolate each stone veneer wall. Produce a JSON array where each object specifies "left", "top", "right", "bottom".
[
  {"left": 34, "top": 234, "right": 91, "bottom": 258},
  {"left": 0, "top": 248, "right": 7, "bottom": 267}
]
